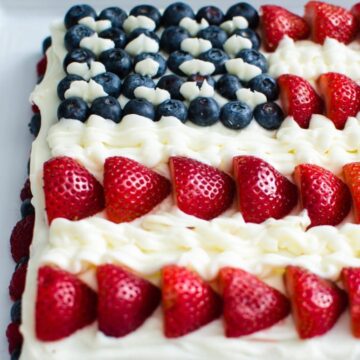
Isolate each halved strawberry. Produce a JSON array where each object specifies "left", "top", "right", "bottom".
[
  {"left": 341, "top": 267, "right": 360, "bottom": 338},
  {"left": 294, "top": 164, "right": 351, "bottom": 227},
  {"left": 218, "top": 267, "right": 290, "bottom": 337},
  {"left": 169, "top": 156, "right": 235, "bottom": 220},
  {"left": 285, "top": 266, "right": 347, "bottom": 339},
  {"left": 278, "top": 74, "right": 323, "bottom": 128},
  {"left": 233, "top": 156, "right": 298, "bottom": 223},
  {"left": 343, "top": 162, "right": 360, "bottom": 223},
  {"left": 9, "top": 260, "right": 28, "bottom": 301},
  {"left": 36, "top": 266, "right": 97, "bottom": 341},
  {"left": 97, "top": 264, "right": 160, "bottom": 337},
  {"left": 305, "top": 1, "right": 358, "bottom": 45},
  {"left": 162, "top": 265, "right": 222, "bottom": 338},
  {"left": 43, "top": 156, "right": 104, "bottom": 223},
  {"left": 6, "top": 322, "right": 23, "bottom": 354},
  {"left": 104, "top": 156, "right": 171, "bottom": 223},
  {"left": 317, "top": 72, "right": 360, "bottom": 129},
  {"left": 260, "top": 5, "right": 310, "bottom": 51}
]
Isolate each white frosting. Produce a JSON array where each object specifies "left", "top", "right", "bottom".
[
  {"left": 224, "top": 34, "right": 252, "bottom": 57},
  {"left": 134, "top": 87, "right": 171, "bottom": 105},
  {"left": 78, "top": 17, "right": 112, "bottom": 32},
  {"left": 220, "top": 16, "right": 249, "bottom": 34},
  {"left": 180, "top": 38, "right": 212, "bottom": 57},
  {"left": 66, "top": 61, "right": 106, "bottom": 81},
  {"left": 65, "top": 79, "right": 107, "bottom": 103},
  {"left": 179, "top": 17, "right": 209, "bottom": 36},
  {"left": 125, "top": 34, "right": 159, "bottom": 56},
  {"left": 225, "top": 58, "right": 262, "bottom": 81},
  {"left": 134, "top": 58, "right": 160, "bottom": 77},
  {"left": 179, "top": 59, "right": 215, "bottom": 76},
  {"left": 236, "top": 88, "right": 267, "bottom": 109},
  {"left": 79, "top": 34, "right": 114, "bottom": 56},
  {"left": 123, "top": 15, "right": 156, "bottom": 33},
  {"left": 180, "top": 80, "right": 215, "bottom": 101}
]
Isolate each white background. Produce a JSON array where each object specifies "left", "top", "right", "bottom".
[{"left": 0, "top": 0, "right": 357, "bottom": 358}]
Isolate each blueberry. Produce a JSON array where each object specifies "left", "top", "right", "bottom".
[
  {"left": 21, "top": 198, "right": 35, "bottom": 218},
  {"left": 63, "top": 48, "right": 95, "bottom": 72},
  {"left": 127, "top": 28, "right": 159, "bottom": 44},
  {"left": 28, "top": 113, "right": 41, "bottom": 137},
  {"left": 57, "top": 97, "right": 89, "bottom": 122},
  {"left": 92, "top": 72, "right": 122, "bottom": 98},
  {"left": 167, "top": 50, "right": 193, "bottom": 76},
  {"left": 188, "top": 97, "right": 220, "bottom": 126},
  {"left": 15, "top": 257, "right": 28, "bottom": 271},
  {"left": 160, "top": 26, "right": 189, "bottom": 53},
  {"left": 98, "top": 7, "right": 127, "bottom": 29},
  {"left": 42, "top": 36, "right": 52, "bottom": 54},
  {"left": 130, "top": 5, "right": 162, "bottom": 28},
  {"left": 11, "top": 348, "right": 21, "bottom": 360},
  {"left": 249, "top": 74, "right": 279, "bottom": 102},
  {"left": 215, "top": 74, "right": 243, "bottom": 100},
  {"left": 99, "top": 48, "right": 132, "bottom": 78},
  {"left": 64, "top": 4, "right": 97, "bottom": 29},
  {"left": 57, "top": 74, "right": 84, "bottom": 100},
  {"left": 187, "top": 74, "right": 215, "bottom": 88},
  {"left": 236, "top": 49, "right": 268, "bottom": 73},
  {"left": 157, "top": 75, "right": 185, "bottom": 100},
  {"left": 11, "top": 300, "right": 22, "bottom": 324},
  {"left": 225, "top": 2, "right": 259, "bottom": 29},
  {"left": 123, "top": 99, "right": 155, "bottom": 120},
  {"left": 134, "top": 53, "right": 167, "bottom": 78},
  {"left": 198, "top": 26, "right": 228, "bottom": 50},
  {"left": 64, "top": 24, "right": 94, "bottom": 52},
  {"left": 122, "top": 74, "right": 155, "bottom": 99},
  {"left": 99, "top": 27, "right": 127, "bottom": 48},
  {"left": 198, "top": 49, "right": 229, "bottom": 75},
  {"left": 196, "top": 6, "right": 224, "bottom": 26},
  {"left": 90, "top": 96, "right": 122, "bottom": 122},
  {"left": 233, "top": 28, "right": 261, "bottom": 50},
  {"left": 162, "top": 2, "right": 195, "bottom": 27},
  {"left": 254, "top": 102, "right": 284, "bottom": 130},
  {"left": 220, "top": 101, "right": 252, "bottom": 129},
  {"left": 156, "top": 99, "right": 188, "bottom": 122},
  {"left": 27, "top": 159, "right": 30, "bottom": 176}
]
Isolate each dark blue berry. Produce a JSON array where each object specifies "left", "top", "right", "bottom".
[
  {"left": 156, "top": 99, "right": 188, "bottom": 122},
  {"left": 220, "top": 101, "right": 252, "bottom": 129},
  {"left": 188, "top": 97, "right": 220, "bottom": 126},
  {"left": 198, "top": 26, "right": 228, "bottom": 49},
  {"left": 167, "top": 50, "right": 193, "bottom": 76},
  {"left": 64, "top": 24, "right": 94, "bottom": 52},
  {"left": 99, "top": 48, "right": 132, "bottom": 78},
  {"left": 63, "top": 48, "right": 95, "bottom": 72},
  {"left": 92, "top": 72, "right": 122, "bottom": 98},
  {"left": 236, "top": 48, "right": 268, "bottom": 73},
  {"left": 123, "top": 99, "right": 155, "bottom": 120},
  {"left": 134, "top": 53, "right": 167, "bottom": 78},
  {"left": 99, "top": 27, "right": 127, "bottom": 48},
  {"left": 196, "top": 6, "right": 224, "bottom": 26},
  {"left": 160, "top": 26, "right": 189, "bottom": 53},
  {"left": 57, "top": 74, "right": 84, "bottom": 100},
  {"left": 42, "top": 36, "right": 52, "bottom": 54},
  {"left": 64, "top": 4, "right": 97, "bottom": 29},
  {"left": 90, "top": 96, "right": 122, "bottom": 123},
  {"left": 187, "top": 74, "right": 215, "bottom": 88},
  {"left": 130, "top": 5, "right": 162, "bottom": 28},
  {"left": 198, "top": 49, "right": 229, "bottom": 75},
  {"left": 254, "top": 102, "right": 284, "bottom": 130},
  {"left": 127, "top": 28, "right": 159, "bottom": 44},
  {"left": 162, "top": 2, "right": 195, "bottom": 27},
  {"left": 157, "top": 75, "right": 184, "bottom": 100},
  {"left": 27, "top": 159, "right": 30, "bottom": 176},
  {"left": 21, "top": 198, "right": 35, "bottom": 218},
  {"left": 215, "top": 74, "right": 243, "bottom": 100},
  {"left": 98, "top": 7, "right": 127, "bottom": 29},
  {"left": 122, "top": 74, "right": 155, "bottom": 99},
  {"left": 233, "top": 28, "right": 261, "bottom": 50},
  {"left": 225, "top": 2, "right": 259, "bottom": 29},
  {"left": 15, "top": 257, "right": 29, "bottom": 271},
  {"left": 249, "top": 74, "right": 279, "bottom": 102},
  {"left": 28, "top": 113, "right": 41, "bottom": 137},
  {"left": 11, "top": 300, "right": 22, "bottom": 324},
  {"left": 11, "top": 348, "right": 21, "bottom": 360},
  {"left": 57, "top": 97, "right": 89, "bottom": 122}
]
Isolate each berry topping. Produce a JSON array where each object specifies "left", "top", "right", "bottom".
[
  {"left": 198, "top": 49, "right": 229, "bottom": 75},
  {"left": 220, "top": 101, "right": 253, "bottom": 129},
  {"left": 130, "top": 5, "right": 162, "bottom": 28},
  {"left": 196, "top": 6, "right": 224, "bottom": 26},
  {"left": 234, "top": 28, "right": 261, "bottom": 50},
  {"left": 10, "top": 215, "right": 34, "bottom": 263},
  {"left": 36, "top": 56, "right": 47, "bottom": 77},
  {"left": 57, "top": 97, "right": 89, "bottom": 122},
  {"left": 64, "top": 24, "right": 95, "bottom": 52},
  {"left": 42, "top": 36, "right": 52, "bottom": 54},
  {"left": 99, "top": 27, "right": 127, "bottom": 48},
  {"left": 122, "top": 74, "right": 155, "bottom": 99},
  {"left": 57, "top": 74, "right": 84, "bottom": 101},
  {"left": 134, "top": 52, "right": 167, "bottom": 78},
  {"left": 99, "top": 48, "right": 133, "bottom": 79},
  {"left": 249, "top": 74, "right": 279, "bottom": 102},
  {"left": 127, "top": 28, "right": 160, "bottom": 44},
  {"left": 343, "top": 162, "right": 360, "bottom": 224},
  {"left": 122, "top": 98, "right": 156, "bottom": 120},
  {"left": 64, "top": 4, "right": 96, "bottom": 29},
  {"left": 215, "top": 74, "right": 243, "bottom": 100},
  {"left": 188, "top": 97, "right": 220, "bottom": 126},
  {"left": 98, "top": 7, "right": 127, "bottom": 29},
  {"left": 156, "top": 99, "right": 188, "bottom": 122},
  {"left": 157, "top": 75, "right": 185, "bottom": 100},
  {"left": 162, "top": 2, "right": 195, "bottom": 27},
  {"left": 9, "top": 260, "right": 28, "bottom": 301},
  {"left": 198, "top": 26, "right": 228, "bottom": 49},
  {"left": 20, "top": 198, "right": 35, "bottom": 218},
  {"left": 254, "top": 102, "right": 284, "bottom": 130},
  {"left": 235, "top": 48, "right": 268, "bottom": 73},
  {"left": 6, "top": 323, "right": 23, "bottom": 355},
  {"left": 92, "top": 72, "right": 122, "bottom": 98},
  {"left": 28, "top": 113, "right": 41, "bottom": 137},
  {"left": 187, "top": 74, "right": 215, "bottom": 87},
  {"left": 351, "top": 3, "right": 360, "bottom": 24},
  {"left": 20, "top": 178, "right": 32, "bottom": 202},
  {"left": 160, "top": 26, "right": 189, "bottom": 53},
  {"left": 226, "top": 2, "right": 260, "bottom": 29},
  {"left": 90, "top": 96, "right": 122, "bottom": 123},
  {"left": 63, "top": 48, "right": 95, "bottom": 71},
  {"left": 167, "top": 50, "right": 193, "bottom": 76},
  {"left": 10, "top": 300, "right": 22, "bottom": 324}
]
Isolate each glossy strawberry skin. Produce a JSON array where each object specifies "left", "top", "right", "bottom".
[
  {"left": 294, "top": 163, "right": 351, "bottom": 227},
  {"left": 97, "top": 264, "right": 161, "bottom": 338},
  {"left": 218, "top": 267, "right": 290, "bottom": 337},
  {"left": 6, "top": 322, "right": 23, "bottom": 354},
  {"left": 162, "top": 265, "right": 222, "bottom": 338},
  {"left": 104, "top": 156, "right": 171, "bottom": 223},
  {"left": 35, "top": 266, "right": 97, "bottom": 341},
  {"left": 169, "top": 156, "right": 235, "bottom": 220},
  {"left": 261, "top": 5, "right": 310, "bottom": 51},
  {"left": 233, "top": 156, "right": 298, "bottom": 224},
  {"left": 285, "top": 266, "right": 347, "bottom": 339},
  {"left": 43, "top": 156, "right": 105, "bottom": 223},
  {"left": 9, "top": 261, "right": 28, "bottom": 301},
  {"left": 278, "top": 74, "right": 323, "bottom": 128},
  {"left": 343, "top": 162, "right": 360, "bottom": 223}
]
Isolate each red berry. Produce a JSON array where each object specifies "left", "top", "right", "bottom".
[
  {"left": 6, "top": 323, "right": 23, "bottom": 354},
  {"left": 9, "top": 261, "right": 28, "bottom": 301},
  {"left": 351, "top": 3, "right": 360, "bottom": 24},
  {"left": 36, "top": 56, "right": 47, "bottom": 77},
  {"left": 343, "top": 162, "right": 360, "bottom": 223},
  {"left": 20, "top": 178, "right": 32, "bottom": 202},
  {"left": 31, "top": 104, "right": 40, "bottom": 113}
]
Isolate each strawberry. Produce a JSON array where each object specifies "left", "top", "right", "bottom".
[
  {"left": 104, "top": 156, "right": 171, "bottom": 223},
  {"left": 260, "top": 5, "right": 310, "bottom": 51},
  {"left": 9, "top": 260, "right": 28, "bottom": 301},
  {"left": 305, "top": 1, "right": 358, "bottom": 45},
  {"left": 351, "top": 3, "right": 360, "bottom": 24},
  {"left": 285, "top": 266, "right": 347, "bottom": 339},
  {"left": 317, "top": 72, "right": 360, "bottom": 129},
  {"left": 36, "top": 56, "right": 47, "bottom": 77},
  {"left": 20, "top": 178, "right": 32, "bottom": 201},
  {"left": 162, "top": 265, "right": 222, "bottom": 338},
  {"left": 294, "top": 164, "right": 351, "bottom": 227},
  {"left": 43, "top": 156, "right": 104, "bottom": 223},
  {"left": 97, "top": 264, "right": 161, "bottom": 337},
  {"left": 31, "top": 104, "right": 40, "bottom": 114},
  {"left": 341, "top": 267, "right": 360, "bottom": 338},
  {"left": 169, "top": 156, "right": 235, "bottom": 220},
  {"left": 343, "top": 162, "right": 360, "bottom": 223},
  {"left": 35, "top": 265, "right": 97, "bottom": 341},
  {"left": 278, "top": 74, "right": 323, "bottom": 128},
  {"left": 10, "top": 215, "right": 34, "bottom": 263},
  {"left": 6, "top": 322, "right": 23, "bottom": 354},
  {"left": 233, "top": 156, "right": 298, "bottom": 224}
]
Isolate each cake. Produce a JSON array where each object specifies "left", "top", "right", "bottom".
[{"left": 6, "top": 1, "right": 360, "bottom": 359}]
